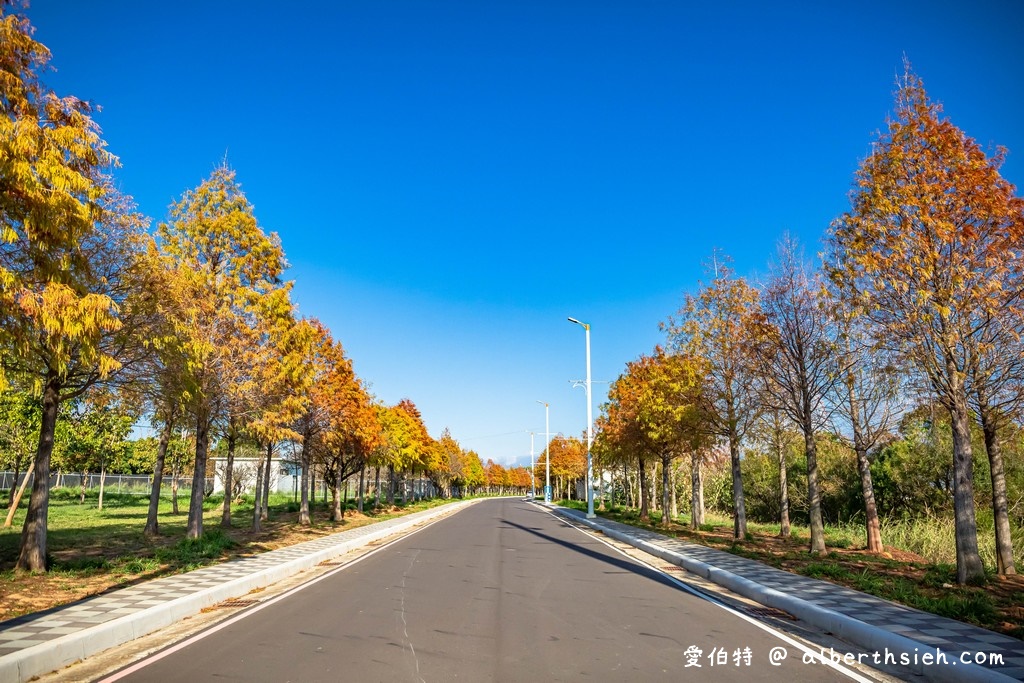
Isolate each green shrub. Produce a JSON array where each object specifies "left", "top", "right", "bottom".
[{"left": 119, "top": 557, "right": 160, "bottom": 574}]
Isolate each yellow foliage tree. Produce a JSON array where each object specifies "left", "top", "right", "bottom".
[
  {"left": 158, "top": 164, "right": 287, "bottom": 539},
  {"left": 1, "top": 5, "right": 160, "bottom": 571}
]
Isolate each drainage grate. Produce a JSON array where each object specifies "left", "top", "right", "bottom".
[
  {"left": 215, "top": 599, "right": 259, "bottom": 609},
  {"left": 661, "top": 565, "right": 684, "bottom": 572},
  {"left": 744, "top": 606, "right": 796, "bottom": 620},
  {"left": 319, "top": 561, "right": 344, "bottom": 566}
]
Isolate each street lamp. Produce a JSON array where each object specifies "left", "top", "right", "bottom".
[
  {"left": 536, "top": 400, "right": 550, "bottom": 503},
  {"left": 567, "top": 317, "right": 595, "bottom": 519},
  {"left": 529, "top": 432, "right": 536, "bottom": 500}
]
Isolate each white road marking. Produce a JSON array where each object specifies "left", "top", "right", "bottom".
[{"left": 547, "top": 508, "right": 878, "bottom": 683}]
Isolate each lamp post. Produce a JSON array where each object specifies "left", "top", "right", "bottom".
[
  {"left": 536, "top": 400, "right": 550, "bottom": 503},
  {"left": 567, "top": 317, "right": 595, "bottom": 519},
  {"left": 529, "top": 432, "right": 536, "bottom": 499}
]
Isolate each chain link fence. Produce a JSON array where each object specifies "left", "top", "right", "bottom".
[{"left": 0, "top": 471, "right": 212, "bottom": 496}]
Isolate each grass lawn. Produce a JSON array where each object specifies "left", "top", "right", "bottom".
[
  {"left": 559, "top": 500, "right": 1024, "bottom": 640},
  {"left": 0, "top": 488, "right": 452, "bottom": 621}
]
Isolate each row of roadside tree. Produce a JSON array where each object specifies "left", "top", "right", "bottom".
[
  {"left": 0, "top": 4, "right": 534, "bottom": 573},
  {"left": 595, "top": 64, "right": 1023, "bottom": 585}
]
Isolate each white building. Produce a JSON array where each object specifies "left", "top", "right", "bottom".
[{"left": 210, "top": 457, "right": 297, "bottom": 495}]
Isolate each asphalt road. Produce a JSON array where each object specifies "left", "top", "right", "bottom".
[{"left": 105, "top": 499, "right": 865, "bottom": 682}]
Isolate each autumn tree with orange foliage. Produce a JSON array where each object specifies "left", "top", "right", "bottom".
[
  {"left": 483, "top": 459, "right": 506, "bottom": 493},
  {"left": 598, "top": 349, "right": 705, "bottom": 527},
  {"left": 292, "top": 319, "right": 344, "bottom": 525},
  {"left": 827, "top": 64, "right": 1024, "bottom": 583},
  {"left": 316, "top": 356, "right": 379, "bottom": 521},
  {"left": 427, "top": 429, "right": 460, "bottom": 497},
  {"left": 596, "top": 369, "right": 655, "bottom": 518},
  {"left": 369, "top": 401, "right": 429, "bottom": 505},
  {"left": 545, "top": 435, "right": 586, "bottom": 500},
  {"left": 507, "top": 466, "right": 532, "bottom": 493},
  {"left": 663, "top": 255, "right": 763, "bottom": 539},
  {"left": 247, "top": 303, "right": 312, "bottom": 530}
]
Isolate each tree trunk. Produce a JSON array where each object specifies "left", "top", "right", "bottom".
[
  {"left": 186, "top": 413, "right": 211, "bottom": 539},
  {"left": 661, "top": 452, "right": 672, "bottom": 529},
  {"left": 331, "top": 459, "right": 342, "bottom": 522},
  {"left": 221, "top": 429, "right": 236, "bottom": 527},
  {"left": 729, "top": 431, "right": 747, "bottom": 539},
  {"left": 309, "top": 463, "right": 316, "bottom": 505},
  {"left": 854, "top": 445, "right": 883, "bottom": 552},
  {"left": 625, "top": 464, "right": 633, "bottom": 508},
  {"left": 804, "top": 424, "right": 826, "bottom": 554},
  {"left": 144, "top": 421, "right": 171, "bottom": 537},
  {"left": 252, "top": 444, "right": 265, "bottom": 532},
  {"left": 387, "top": 465, "right": 396, "bottom": 505},
  {"left": 374, "top": 466, "right": 381, "bottom": 509},
  {"left": 646, "top": 466, "right": 655, "bottom": 512},
  {"left": 171, "top": 457, "right": 180, "bottom": 515},
  {"left": 670, "top": 461, "right": 678, "bottom": 519},
  {"left": 299, "top": 437, "right": 311, "bottom": 526},
  {"left": 690, "top": 451, "right": 704, "bottom": 529},
  {"left": 948, "top": 401, "right": 985, "bottom": 583},
  {"left": 261, "top": 446, "right": 270, "bottom": 521},
  {"left": 98, "top": 459, "right": 106, "bottom": 511},
  {"left": 5, "top": 460, "right": 34, "bottom": 529},
  {"left": 638, "top": 457, "right": 650, "bottom": 521},
  {"left": 7, "top": 463, "right": 20, "bottom": 509},
  {"left": 978, "top": 405, "right": 1016, "bottom": 575},
  {"left": 80, "top": 468, "right": 87, "bottom": 504},
  {"left": 778, "top": 440, "right": 791, "bottom": 538},
  {"left": 342, "top": 470, "right": 349, "bottom": 520},
  {"left": 358, "top": 467, "right": 365, "bottom": 513},
  {"left": 16, "top": 372, "right": 61, "bottom": 572},
  {"left": 846, "top": 372, "right": 880, "bottom": 552}
]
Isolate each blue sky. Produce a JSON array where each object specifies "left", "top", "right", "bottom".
[{"left": 24, "top": 1, "right": 1024, "bottom": 466}]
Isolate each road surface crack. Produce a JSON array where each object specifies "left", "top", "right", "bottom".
[{"left": 399, "top": 549, "right": 425, "bottom": 682}]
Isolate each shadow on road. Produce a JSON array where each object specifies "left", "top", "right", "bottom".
[{"left": 499, "top": 514, "right": 684, "bottom": 592}]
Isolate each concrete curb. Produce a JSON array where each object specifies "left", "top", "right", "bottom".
[
  {"left": 552, "top": 508, "right": 1016, "bottom": 683},
  {"left": 2, "top": 499, "right": 479, "bottom": 683}
]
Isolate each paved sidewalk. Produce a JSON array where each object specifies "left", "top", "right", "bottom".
[
  {"left": 0, "top": 501, "right": 477, "bottom": 683},
  {"left": 553, "top": 506, "right": 1024, "bottom": 683}
]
